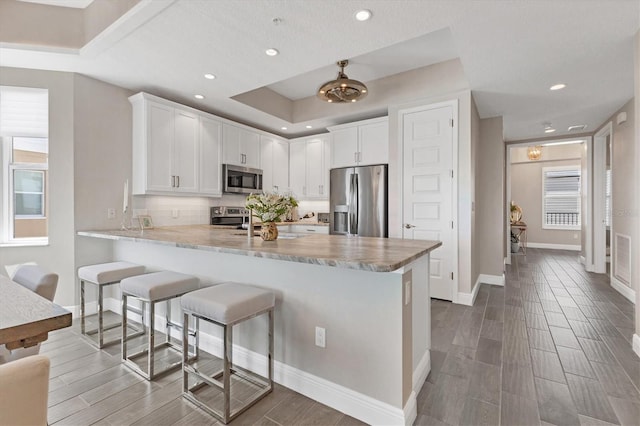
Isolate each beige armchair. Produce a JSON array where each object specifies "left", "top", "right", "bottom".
[{"left": 0, "top": 355, "right": 50, "bottom": 425}]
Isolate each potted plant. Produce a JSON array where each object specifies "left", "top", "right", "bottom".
[
  {"left": 245, "top": 192, "right": 298, "bottom": 241},
  {"left": 510, "top": 230, "right": 521, "bottom": 253}
]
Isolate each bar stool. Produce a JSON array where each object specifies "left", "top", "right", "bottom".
[
  {"left": 78, "top": 261, "right": 146, "bottom": 348},
  {"left": 120, "top": 271, "right": 199, "bottom": 380},
  {"left": 181, "top": 282, "right": 275, "bottom": 424}
]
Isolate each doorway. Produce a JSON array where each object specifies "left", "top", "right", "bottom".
[{"left": 593, "top": 122, "right": 612, "bottom": 275}]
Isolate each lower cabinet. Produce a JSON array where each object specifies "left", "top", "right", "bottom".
[{"left": 277, "top": 225, "right": 329, "bottom": 235}]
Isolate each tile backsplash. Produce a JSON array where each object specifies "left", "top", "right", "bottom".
[{"left": 131, "top": 195, "right": 329, "bottom": 227}]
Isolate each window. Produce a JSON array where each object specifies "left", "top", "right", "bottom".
[
  {"left": 542, "top": 166, "right": 581, "bottom": 229},
  {"left": 0, "top": 86, "right": 49, "bottom": 244}
]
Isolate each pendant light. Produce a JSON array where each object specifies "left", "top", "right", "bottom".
[{"left": 317, "top": 60, "right": 368, "bottom": 103}]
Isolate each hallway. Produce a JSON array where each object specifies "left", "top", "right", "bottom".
[{"left": 418, "top": 248, "right": 639, "bottom": 425}]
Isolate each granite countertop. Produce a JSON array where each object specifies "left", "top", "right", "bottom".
[{"left": 78, "top": 225, "right": 440, "bottom": 272}]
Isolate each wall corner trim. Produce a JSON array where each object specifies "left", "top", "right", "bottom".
[
  {"left": 633, "top": 334, "right": 640, "bottom": 359},
  {"left": 413, "top": 350, "right": 431, "bottom": 394},
  {"left": 457, "top": 274, "right": 505, "bottom": 306},
  {"left": 611, "top": 276, "right": 636, "bottom": 304}
]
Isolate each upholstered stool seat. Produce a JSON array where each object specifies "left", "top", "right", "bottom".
[
  {"left": 181, "top": 283, "right": 275, "bottom": 424},
  {"left": 120, "top": 271, "right": 199, "bottom": 380},
  {"left": 78, "top": 261, "right": 145, "bottom": 348}
]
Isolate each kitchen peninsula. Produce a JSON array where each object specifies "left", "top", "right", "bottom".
[{"left": 78, "top": 225, "right": 440, "bottom": 425}]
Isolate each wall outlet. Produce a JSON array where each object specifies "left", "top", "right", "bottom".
[
  {"left": 315, "top": 326, "right": 326, "bottom": 348},
  {"left": 172, "top": 209, "right": 179, "bottom": 218},
  {"left": 107, "top": 208, "right": 116, "bottom": 219}
]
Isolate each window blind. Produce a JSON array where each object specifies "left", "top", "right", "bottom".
[
  {"left": 543, "top": 167, "right": 581, "bottom": 227},
  {"left": 0, "top": 86, "right": 49, "bottom": 137}
]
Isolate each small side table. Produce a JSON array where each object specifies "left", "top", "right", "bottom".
[{"left": 510, "top": 221, "right": 527, "bottom": 255}]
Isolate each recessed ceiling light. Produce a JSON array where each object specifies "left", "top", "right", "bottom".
[
  {"left": 204, "top": 73, "right": 216, "bottom": 80},
  {"left": 265, "top": 48, "right": 279, "bottom": 56},
  {"left": 194, "top": 94, "right": 205, "bottom": 100},
  {"left": 354, "top": 9, "right": 372, "bottom": 21},
  {"left": 550, "top": 83, "right": 566, "bottom": 91},
  {"left": 306, "top": 125, "right": 312, "bottom": 129},
  {"left": 281, "top": 126, "right": 288, "bottom": 130}
]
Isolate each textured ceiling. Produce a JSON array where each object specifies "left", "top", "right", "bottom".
[{"left": 1, "top": 0, "right": 638, "bottom": 140}]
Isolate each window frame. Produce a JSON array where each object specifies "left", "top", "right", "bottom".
[
  {"left": 541, "top": 165, "right": 581, "bottom": 231},
  {"left": 1, "top": 136, "right": 49, "bottom": 245}
]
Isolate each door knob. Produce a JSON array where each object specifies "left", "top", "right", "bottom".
[{"left": 404, "top": 223, "right": 416, "bottom": 229}]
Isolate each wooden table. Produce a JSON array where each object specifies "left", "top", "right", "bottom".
[
  {"left": 511, "top": 221, "right": 528, "bottom": 255},
  {"left": 0, "top": 276, "right": 72, "bottom": 350}
]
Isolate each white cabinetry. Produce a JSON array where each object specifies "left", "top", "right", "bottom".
[
  {"left": 223, "top": 124, "right": 260, "bottom": 169},
  {"left": 289, "top": 134, "right": 330, "bottom": 199},
  {"left": 199, "top": 116, "right": 223, "bottom": 196},
  {"left": 260, "top": 136, "right": 289, "bottom": 193},
  {"left": 329, "top": 117, "right": 388, "bottom": 168},
  {"left": 277, "top": 224, "right": 329, "bottom": 235},
  {"left": 130, "top": 93, "right": 199, "bottom": 194}
]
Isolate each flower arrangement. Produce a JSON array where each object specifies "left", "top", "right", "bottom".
[{"left": 245, "top": 192, "right": 298, "bottom": 223}]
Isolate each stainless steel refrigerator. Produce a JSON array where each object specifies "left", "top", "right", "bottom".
[{"left": 330, "top": 164, "right": 388, "bottom": 237}]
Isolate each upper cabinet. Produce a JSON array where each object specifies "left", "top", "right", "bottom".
[
  {"left": 199, "top": 116, "right": 223, "bottom": 196},
  {"left": 222, "top": 124, "right": 260, "bottom": 169},
  {"left": 329, "top": 117, "right": 388, "bottom": 168},
  {"left": 260, "top": 135, "right": 289, "bottom": 193},
  {"left": 289, "top": 134, "right": 330, "bottom": 200},
  {"left": 130, "top": 94, "right": 200, "bottom": 195}
]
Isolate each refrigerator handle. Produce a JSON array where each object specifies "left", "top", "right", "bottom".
[
  {"left": 349, "top": 173, "right": 356, "bottom": 235},
  {"left": 353, "top": 173, "right": 359, "bottom": 234}
]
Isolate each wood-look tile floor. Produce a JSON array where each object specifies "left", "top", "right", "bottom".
[
  {"left": 40, "top": 249, "right": 638, "bottom": 425},
  {"left": 419, "top": 249, "right": 639, "bottom": 426}
]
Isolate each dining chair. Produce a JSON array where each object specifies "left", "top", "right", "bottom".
[
  {"left": 0, "top": 264, "right": 59, "bottom": 364},
  {"left": 0, "top": 354, "right": 50, "bottom": 425}
]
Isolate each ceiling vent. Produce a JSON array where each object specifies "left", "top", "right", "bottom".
[{"left": 567, "top": 124, "right": 587, "bottom": 132}]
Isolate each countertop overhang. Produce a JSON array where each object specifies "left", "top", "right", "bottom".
[{"left": 78, "top": 225, "right": 441, "bottom": 272}]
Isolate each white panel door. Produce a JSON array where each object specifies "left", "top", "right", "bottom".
[
  {"left": 199, "top": 116, "right": 222, "bottom": 196},
  {"left": 402, "top": 106, "right": 455, "bottom": 301},
  {"left": 173, "top": 109, "right": 199, "bottom": 193},
  {"left": 146, "top": 102, "right": 174, "bottom": 192},
  {"left": 358, "top": 120, "right": 388, "bottom": 166}
]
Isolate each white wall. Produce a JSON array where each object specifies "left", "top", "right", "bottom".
[
  {"left": 634, "top": 28, "right": 639, "bottom": 341},
  {"left": 593, "top": 98, "right": 636, "bottom": 295},
  {"left": 0, "top": 67, "right": 76, "bottom": 306},
  {"left": 475, "top": 115, "right": 505, "bottom": 278},
  {"left": 510, "top": 143, "right": 583, "bottom": 247}
]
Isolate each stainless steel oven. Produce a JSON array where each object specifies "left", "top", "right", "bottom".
[{"left": 223, "top": 164, "right": 263, "bottom": 194}]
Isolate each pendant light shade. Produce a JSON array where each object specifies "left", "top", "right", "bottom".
[{"left": 317, "top": 60, "right": 368, "bottom": 103}]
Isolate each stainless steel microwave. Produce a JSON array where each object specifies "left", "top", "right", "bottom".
[{"left": 223, "top": 164, "right": 263, "bottom": 194}]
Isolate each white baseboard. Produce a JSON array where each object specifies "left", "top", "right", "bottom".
[
  {"left": 579, "top": 255, "right": 586, "bottom": 265},
  {"left": 527, "top": 242, "right": 581, "bottom": 251},
  {"left": 611, "top": 276, "right": 636, "bottom": 304},
  {"left": 413, "top": 350, "right": 431, "bottom": 394},
  {"left": 457, "top": 274, "right": 504, "bottom": 306},
  {"left": 69, "top": 299, "right": 413, "bottom": 425},
  {"left": 633, "top": 334, "right": 640, "bottom": 359}
]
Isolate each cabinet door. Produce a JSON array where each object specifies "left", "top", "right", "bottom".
[
  {"left": 146, "top": 102, "right": 174, "bottom": 192},
  {"left": 222, "top": 124, "right": 242, "bottom": 166},
  {"left": 260, "top": 136, "right": 275, "bottom": 192},
  {"left": 173, "top": 109, "right": 199, "bottom": 192},
  {"left": 330, "top": 127, "right": 358, "bottom": 168},
  {"left": 358, "top": 120, "right": 388, "bottom": 166},
  {"left": 289, "top": 142, "right": 306, "bottom": 198},
  {"left": 305, "top": 137, "right": 325, "bottom": 198},
  {"left": 272, "top": 139, "right": 289, "bottom": 193},
  {"left": 199, "top": 116, "right": 222, "bottom": 196},
  {"left": 240, "top": 129, "right": 261, "bottom": 169}
]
